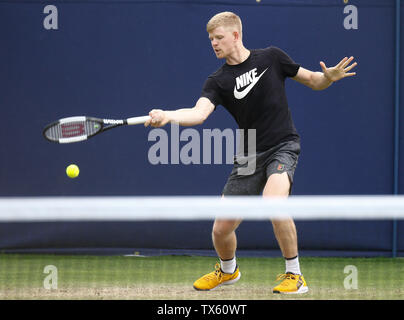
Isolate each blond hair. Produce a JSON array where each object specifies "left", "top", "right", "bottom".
[{"left": 206, "top": 11, "right": 242, "bottom": 36}]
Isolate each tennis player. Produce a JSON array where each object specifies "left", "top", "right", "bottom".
[{"left": 145, "top": 11, "right": 357, "bottom": 294}]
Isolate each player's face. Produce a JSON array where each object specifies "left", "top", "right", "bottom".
[{"left": 208, "top": 26, "right": 237, "bottom": 59}]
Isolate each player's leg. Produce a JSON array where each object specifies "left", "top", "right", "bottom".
[
  {"left": 193, "top": 161, "right": 264, "bottom": 291},
  {"left": 193, "top": 149, "right": 265, "bottom": 291},
  {"left": 263, "top": 172, "right": 298, "bottom": 259},
  {"left": 193, "top": 218, "right": 242, "bottom": 291},
  {"left": 263, "top": 171, "right": 308, "bottom": 294},
  {"left": 212, "top": 218, "right": 242, "bottom": 260},
  {"left": 212, "top": 218, "right": 242, "bottom": 270}
]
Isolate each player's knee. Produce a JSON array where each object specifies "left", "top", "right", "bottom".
[
  {"left": 212, "top": 226, "right": 228, "bottom": 239},
  {"left": 212, "top": 220, "right": 240, "bottom": 238}
]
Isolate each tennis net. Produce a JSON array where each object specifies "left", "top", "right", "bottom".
[{"left": 0, "top": 195, "right": 403, "bottom": 221}]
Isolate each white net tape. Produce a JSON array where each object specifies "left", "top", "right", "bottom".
[{"left": 0, "top": 195, "right": 403, "bottom": 221}]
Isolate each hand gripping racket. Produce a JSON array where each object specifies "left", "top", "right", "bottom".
[{"left": 43, "top": 115, "right": 151, "bottom": 144}]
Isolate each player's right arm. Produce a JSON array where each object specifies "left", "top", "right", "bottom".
[{"left": 145, "top": 97, "right": 215, "bottom": 128}]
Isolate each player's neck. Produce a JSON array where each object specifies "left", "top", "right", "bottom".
[{"left": 225, "top": 46, "right": 250, "bottom": 66}]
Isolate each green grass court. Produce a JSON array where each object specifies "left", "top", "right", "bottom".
[{"left": 0, "top": 254, "right": 403, "bottom": 300}]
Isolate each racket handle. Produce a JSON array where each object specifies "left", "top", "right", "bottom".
[{"left": 127, "top": 116, "right": 151, "bottom": 125}]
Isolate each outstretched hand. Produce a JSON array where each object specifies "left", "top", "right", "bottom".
[{"left": 320, "top": 56, "right": 357, "bottom": 82}]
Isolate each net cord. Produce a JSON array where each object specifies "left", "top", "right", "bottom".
[{"left": 0, "top": 196, "right": 403, "bottom": 222}]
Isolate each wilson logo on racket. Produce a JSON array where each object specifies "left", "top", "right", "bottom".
[{"left": 103, "top": 119, "right": 125, "bottom": 125}]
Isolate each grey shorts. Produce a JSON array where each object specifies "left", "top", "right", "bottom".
[{"left": 222, "top": 140, "right": 300, "bottom": 196}]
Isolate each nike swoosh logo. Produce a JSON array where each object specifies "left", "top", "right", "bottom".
[{"left": 233, "top": 68, "right": 268, "bottom": 100}]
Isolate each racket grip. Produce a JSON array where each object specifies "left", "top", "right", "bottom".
[{"left": 127, "top": 116, "right": 151, "bottom": 125}]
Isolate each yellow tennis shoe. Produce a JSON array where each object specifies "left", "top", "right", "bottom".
[
  {"left": 193, "top": 263, "right": 241, "bottom": 291},
  {"left": 272, "top": 272, "right": 308, "bottom": 294}
]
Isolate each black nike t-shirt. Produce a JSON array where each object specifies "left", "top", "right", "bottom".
[{"left": 201, "top": 46, "right": 300, "bottom": 153}]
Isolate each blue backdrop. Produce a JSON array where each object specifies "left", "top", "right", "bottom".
[{"left": 0, "top": 0, "right": 402, "bottom": 257}]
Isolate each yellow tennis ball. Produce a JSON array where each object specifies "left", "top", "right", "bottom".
[{"left": 66, "top": 164, "right": 79, "bottom": 178}]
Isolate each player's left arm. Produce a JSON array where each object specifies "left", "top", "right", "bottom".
[{"left": 292, "top": 56, "right": 357, "bottom": 91}]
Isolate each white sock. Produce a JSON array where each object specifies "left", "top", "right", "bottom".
[
  {"left": 285, "top": 255, "right": 301, "bottom": 275},
  {"left": 220, "top": 257, "right": 237, "bottom": 274}
]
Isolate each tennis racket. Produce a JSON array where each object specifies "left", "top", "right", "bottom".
[{"left": 43, "top": 115, "right": 151, "bottom": 143}]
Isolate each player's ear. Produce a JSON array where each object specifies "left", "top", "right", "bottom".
[{"left": 233, "top": 31, "right": 240, "bottom": 41}]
